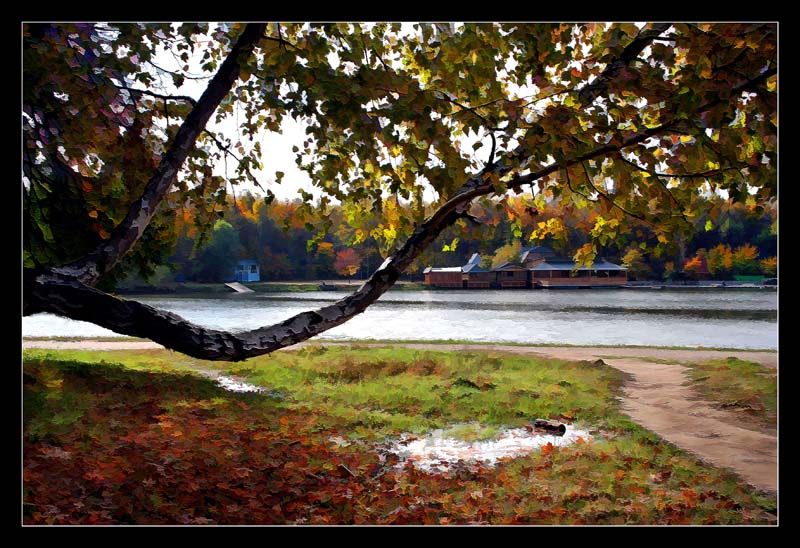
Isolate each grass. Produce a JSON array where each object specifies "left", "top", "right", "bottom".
[
  {"left": 684, "top": 358, "right": 777, "bottom": 430},
  {"left": 22, "top": 346, "right": 777, "bottom": 525},
  {"left": 438, "top": 423, "right": 504, "bottom": 442}
]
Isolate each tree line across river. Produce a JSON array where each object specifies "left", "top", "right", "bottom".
[{"left": 116, "top": 191, "right": 776, "bottom": 290}]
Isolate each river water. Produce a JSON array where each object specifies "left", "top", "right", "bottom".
[{"left": 22, "top": 288, "right": 777, "bottom": 349}]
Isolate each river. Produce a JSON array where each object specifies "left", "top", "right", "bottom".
[{"left": 22, "top": 288, "right": 777, "bottom": 349}]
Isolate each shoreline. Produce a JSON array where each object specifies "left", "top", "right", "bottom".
[
  {"left": 21, "top": 337, "right": 778, "bottom": 354},
  {"left": 110, "top": 281, "right": 776, "bottom": 295}
]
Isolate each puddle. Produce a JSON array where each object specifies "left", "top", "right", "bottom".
[
  {"left": 193, "top": 369, "right": 276, "bottom": 395},
  {"left": 387, "top": 425, "right": 593, "bottom": 473},
  {"left": 213, "top": 375, "right": 268, "bottom": 394}
]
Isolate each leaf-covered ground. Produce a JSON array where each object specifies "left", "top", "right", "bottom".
[{"left": 23, "top": 347, "right": 777, "bottom": 525}]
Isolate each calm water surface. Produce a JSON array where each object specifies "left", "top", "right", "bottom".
[{"left": 22, "top": 288, "right": 778, "bottom": 349}]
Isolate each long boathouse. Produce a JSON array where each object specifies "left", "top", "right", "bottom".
[{"left": 423, "top": 247, "right": 628, "bottom": 289}]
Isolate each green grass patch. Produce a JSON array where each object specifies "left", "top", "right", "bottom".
[
  {"left": 439, "top": 422, "right": 503, "bottom": 442},
  {"left": 683, "top": 357, "right": 777, "bottom": 429},
  {"left": 22, "top": 346, "right": 776, "bottom": 525}
]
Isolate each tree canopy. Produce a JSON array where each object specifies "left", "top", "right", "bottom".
[{"left": 23, "top": 22, "right": 777, "bottom": 360}]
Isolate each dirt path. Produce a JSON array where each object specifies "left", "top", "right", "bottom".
[{"left": 23, "top": 339, "right": 777, "bottom": 493}]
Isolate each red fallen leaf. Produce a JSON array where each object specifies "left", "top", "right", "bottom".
[{"left": 541, "top": 442, "right": 554, "bottom": 456}]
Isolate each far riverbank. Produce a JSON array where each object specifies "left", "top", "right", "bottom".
[{"left": 113, "top": 279, "right": 776, "bottom": 295}]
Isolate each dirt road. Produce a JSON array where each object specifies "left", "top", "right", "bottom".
[{"left": 23, "top": 339, "right": 777, "bottom": 493}]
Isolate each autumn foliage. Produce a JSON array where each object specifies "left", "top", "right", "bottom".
[
  {"left": 334, "top": 248, "right": 362, "bottom": 279},
  {"left": 683, "top": 244, "right": 773, "bottom": 279}
]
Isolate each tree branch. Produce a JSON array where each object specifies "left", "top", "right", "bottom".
[
  {"left": 372, "top": 49, "right": 391, "bottom": 71},
  {"left": 262, "top": 35, "right": 300, "bottom": 51},
  {"left": 579, "top": 161, "right": 647, "bottom": 222},
  {"left": 563, "top": 164, "right": 596, "bottom": 203},
  {"left": 146, "top": 60, "right": 211, "bottom": 81},
  {"left": 124, "top": 87, "right": 198, "bottom": 108},
  {"left": 616, "top": 156, "right": 686, "bottom": 213},
  {"left": 201, "top": 130, "right": 266, "bottom": 192},
  {"left": 578, "top": 23, "right": 673, "bottom": 105},
  {"left": 440, "top": 94, "right": 493, "bottom": 127},
  {"left": 52, "top": 23, "right": 267, "bottom": 285}
]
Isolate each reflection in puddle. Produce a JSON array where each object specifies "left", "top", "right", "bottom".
[
  {"left": 193, "top": 369, "right": 269, "bottom": 394},
  {"left": 214, "top": 375, "right": 267, "bottom": 394},
  {"left": 388, "top": 425, "right": 593, "bottom": 473}
]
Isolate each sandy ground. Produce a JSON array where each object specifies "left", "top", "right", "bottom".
[{"left": 23, "top": 339, "right": 778, "bottom": 494}]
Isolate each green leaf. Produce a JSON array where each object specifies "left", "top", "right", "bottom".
[{"left": 23, "top": 249, "right": 35, "bottom": 268}]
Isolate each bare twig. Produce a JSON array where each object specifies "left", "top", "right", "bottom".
[
  {"left": 262, "top": 33, "right": 300, "bottom": 51},
  {"left": 123, "top": 87, "right": 198, "bottom": 108},
  {"left": 372, "top": 49, "right": 391, "bottom": 71},
  {"left": 580, "top": 161, "right": 647, "bottom": 222},
  {"left": 201, "top": 130, "right": 266, "bottom": 192},
  {"left": 563, "top": 164, "right": 595, "bottom": 203},
  {"left": 147, "top": 60, "right": 211, "bottom": 80}
]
